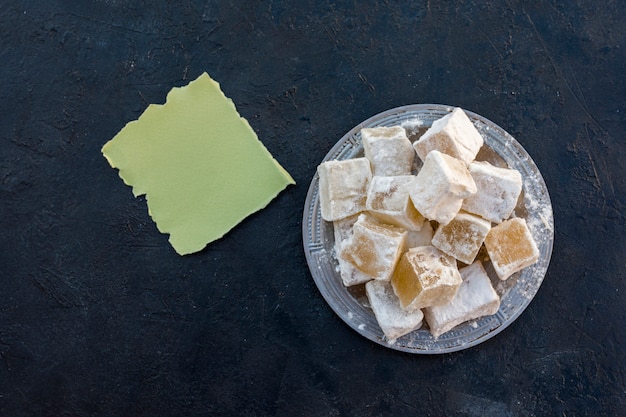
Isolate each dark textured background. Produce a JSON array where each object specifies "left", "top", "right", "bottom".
[{"left": 1, "top": 1, "right": 625, "bottom": 416}]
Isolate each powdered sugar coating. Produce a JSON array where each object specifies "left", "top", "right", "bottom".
[
  {"left": 413, "top": 107, "right": 484, "bottom": 165},
  {"left": 318, "top": 158, "right": 372, "bottom": 221},
  {"left": 333, "top": 215, "right": 372, "bottom": 286},
  {"left": 409, "top": 151, "right": 477, "bottom": 225},
  {"left": 431, "top": 211, "right": 491, "bottom": 265},
  {"left": 366, "top": 279, "right": 424, "bottom": 344},
  {"left": 462, "top": 161, "right": 523, "bottom": 223},
  {"left": 362, "top": 126, "right": 414, "bottom": 176},
  {"left": 423, "top": 261, "right": 500, "bottom": 338},
  {"left": 366, "top": 175, "right": 424, "bottom": 231},
  {"left": 340, "top": 215, "right": 407, "bottom": 282}
]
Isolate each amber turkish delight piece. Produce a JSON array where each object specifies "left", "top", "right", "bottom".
[
  {"left": 390, "top": 246, "right": 462, "bottom": 311},
  {"left": 333, "top": 215, "right": 373, "bottom": 286},
  {"left": 484, "top": 218, "right": 539, "bottom": 280}
]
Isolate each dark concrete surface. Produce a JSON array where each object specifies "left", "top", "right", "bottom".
[{"left": 1, "top": 1, "right": 625, "bottom": 416}]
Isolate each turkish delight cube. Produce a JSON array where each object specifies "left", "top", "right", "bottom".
[
  {"left": 340, "top": 215, "right": 407, "bottom": 282},
  {"left": 413, "top": 107, "right": 484, "bottom": 166},
  {"left": 366, "top": 279, "right": 424, "bottom": 343},
  {"left": 366, "top": 175, "right": 425, "bottom": 231},
  {"left": 318, "top": 157, "right": 371, "bottom": 221},
  {"left": 423, "top": 261, "right": 500, "bottom": 338},
  {"left": 431, "top": 211, "right": 491, "bottom": 265},
  {"left": 390, "top": 246, "right": 462, "bottom": 311},
  {"left": 484, "top": 218, "right": 539, "bottom": 280},
  {"left": 409, "top": 150, "right": 476, "bottom": 225},
  {"left": 462, "top": 161, "right": 523, "bottom": 223},
  {"left": 362, "top": 126, "right": 414, "bottom": 176}
]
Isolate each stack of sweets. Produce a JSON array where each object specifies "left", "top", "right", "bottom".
[{"left": 316, "top": 110, "right": 540, "bottom": 342}]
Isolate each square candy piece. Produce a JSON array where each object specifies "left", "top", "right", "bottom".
[
  {"left": 318, "top": 158, "right": 372, "bottom": 221},
  {"left": 366, "top": 279, "right": 424, "bottom": 344},
  {"left": 366, "top": 175, "right": 425, "bottom": 231},
  {"left": 333, "top": 214, "right": 375, "bottom": 287},
  {"left": 409, "top": 151, "right": 477, "bottom": 225},
  {"left": 362, "top": 126, "right": 414, "bottom": 176},
  {"left": 484, "top": 218, "right": 539, "bottom": 280},
  {"left": 413, "top": 107, "right": 484, "bottom": 165},
  {"left": 431, "top": 211, "right": 491, "bottom": 265},
  {"left": 423, "top": 261, "right": 500, "bottom": 338},
  {"left": 391, "top": 246, "right": 462, "bottom": 311},
  {"left": 462, "top": 161, "right": 523, "bottom": 223},
  {"left": 340, "top": 215, "right": 407, "bottom": 282}
]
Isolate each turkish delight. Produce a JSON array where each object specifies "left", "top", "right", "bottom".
[
  {"left": 431, "top": 211, "right": 491, "bottom": 265},
  {"left": 366, "top": 175, "right": 424, "bottom": 231},
  {"left": 484, "top": 218, "right": 539, "bottom": 280},
  {"left": 409, "top": 151, "right": 476, "bottom": 225},
  {"left": 423, "top": 261, "right": 500, "bottom": 338},
  {"left": 362, "top": 126, "right": 414, "bottom": 176},
  {"left": 318, "top": 158, "right": 371, "bottom": 221},
  {"left": 391, "top": 246, "right": 462, "bottom": 311},
  {"left": 462, "top": 161, "right": 522, "bottom": 223},
  {"left": 413, "top": 107, "right": 483, "bottom": 165},
  {"left": 366, "top": 279, "right": 424, "bottom": 343},
  {"left": 340, "top": 215, "right": 407, "bottom": 282},
  {"left": 333, "top": 215, "right": 373, "bottom": 286}
]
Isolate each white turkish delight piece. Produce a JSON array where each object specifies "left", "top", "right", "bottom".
[
  {"left": 366, "top": 175, "right": 424, "bottom": 231},
  {"left": 423, "top": 261, "right": 500, "bottom": 338},
  {"left": 413, "top": 107, "right": 484, "bottom": 165},
  {"left": 362, "top": 126, "right": 414, "bottom": 176},
  {"left": 462, "top": 161, "right": 523, "bottom": 223},
  {"left": 409, "top": 151, "right": 476, "bottom": 225},
  {"left": 366, "top": 279, "right": 424, "bottom": 344},
  {"left": 318, "top": 158, "right": 371, "bottom": 221}
]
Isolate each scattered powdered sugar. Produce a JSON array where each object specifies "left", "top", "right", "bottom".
[
  {"left": 401, "top": 118, "right": 424, "bottom": 128},
  {"left": 525, "top": 191, "right": 554, "bottom": 237}
]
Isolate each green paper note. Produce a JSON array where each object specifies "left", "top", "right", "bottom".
[{"left": 102, "top": 72, "right": 295, "bottom": 255}]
